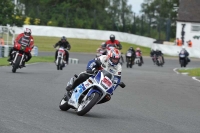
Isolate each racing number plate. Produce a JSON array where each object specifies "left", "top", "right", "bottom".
[
  {"left": 127, "top": 53, "right": 132, "bottom": 57},
  {"left": 102, "top": 77, "right": 112, "bottom": 89}
]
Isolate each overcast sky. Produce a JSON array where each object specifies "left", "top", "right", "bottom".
[{"left": 127, "top": 0, "right": 144, "bottom": 15}]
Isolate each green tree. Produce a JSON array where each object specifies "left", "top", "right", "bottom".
[
  {"left": 0, "top": 0, "right": 20, "bottom": 26},
  {"left": 140, "top": 0, "right": 179, "bottom": 39}
]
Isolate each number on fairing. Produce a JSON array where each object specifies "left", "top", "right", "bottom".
[
  {"left": 102, "top": 77, "right": 112, "bottom": 88},
  {"left": 127, "top": 52, "right": 132, "bottom": 57}
]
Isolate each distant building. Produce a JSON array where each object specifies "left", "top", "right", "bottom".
[{"left": 176, "top": 0, "right": 200, "bottom": 48}]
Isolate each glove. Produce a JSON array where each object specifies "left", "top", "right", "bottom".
[
  {"left": 86, "top": 69, "right": 93, "bottom": 74},
  {"left": 95, "top": 59, "right": 102, "bottom": 67}
]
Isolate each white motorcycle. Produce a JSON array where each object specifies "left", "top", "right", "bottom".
[
  {"left": 55, "top": 47, "right": 66, "bottom": 70},
  {"left": 134, "top": 51, "right": 142, "bottom": 66},
  {"left": 59, "top": 69, "right": 125, "bottom": 116},
  {"left": 156, "top": 55, "right": 164, "bottom": 67}
]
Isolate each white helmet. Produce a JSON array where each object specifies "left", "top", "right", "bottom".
[
  {"left": 101, "top": 42, "right": 106, "bottom": 48},
  {"left": 182, "top": 46, "right": 185, "bottom": 50},
  {"left": 24, "top": 28, "right": 32, "bottom": 38},
  {"left": 107, "top": 48, "right": 121, "bottom": 66}
]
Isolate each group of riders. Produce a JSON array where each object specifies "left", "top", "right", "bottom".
[
  {"left": 7, "top": 28, "right": 191, "bottom": 93},
  {"left": 7, "top": 28, "right": 71, "bottom": 67}
]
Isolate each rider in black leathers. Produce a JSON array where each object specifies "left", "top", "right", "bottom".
[
  {"left": 126, "top": 47, "right": 135, "bottom": 63},
  {"left": 179, "top": 46, "right": 190, "bottom": 64},
  {"left": 150, "top": 49, "right": 165, "bottom": 64},
  {"left": 54, "top": 36, "right": 71, "bottom": 64}
]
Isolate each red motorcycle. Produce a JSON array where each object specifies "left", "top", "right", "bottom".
[{"left": 11, "top": 42, "right": 31, "bottom": 73}]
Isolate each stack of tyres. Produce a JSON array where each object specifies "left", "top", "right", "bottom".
[
  {"left": 1, "top": 46, "right": 4, "bottom": 57},
  {"left": 31, "top": 46, "right": 38, "bottom": 56},
  {"left": 4, "top": 45, "right": 9, "bottom": 57}
]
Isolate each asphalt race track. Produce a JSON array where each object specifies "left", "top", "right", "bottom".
[{"left": 0, "top": 53, "right": 200, "bottom": 133}]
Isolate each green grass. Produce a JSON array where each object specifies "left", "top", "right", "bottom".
[
  {"left": 33, "top": 36, "right": 151, "bottom": 56},
  {"left": 0, "top": 56, "right": 54, "bottom": 66},
  {"left": 0, "top": 35, "right": 152, "bottom": 66},
  {"left": 178, "top": 68, "right": 200, "bottom": 76}
]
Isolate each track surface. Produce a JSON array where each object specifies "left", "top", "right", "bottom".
[{"left": 0, "top": 53, "right": 200, "bottom": 133}]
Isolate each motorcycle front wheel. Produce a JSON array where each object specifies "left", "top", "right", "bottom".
[
  {"left": 12, "top": 55, "right": 21, "bottom": 73},
  {"left": 180, "top": 60, "right": 184, "bottom": 67},
  {"left": 76, "top": 92, "right": 100, "bottom": 116},
  {"left": 59, "top": 92, "right": 71, "bottom": 111},
  {"left": 57, "top": 57, "right": 62, "bottom": 70}
]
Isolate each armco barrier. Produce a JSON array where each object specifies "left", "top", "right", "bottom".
[
  {"left": 68, "top": 58, "right": 79, "bottom": 64},
  {"left": 15, "top": 25, "right": 200, "bottom": 58}
]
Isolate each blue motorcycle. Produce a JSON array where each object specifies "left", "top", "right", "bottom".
[{"left": 59, "top": 69, "right": 125, "bottom": 116}]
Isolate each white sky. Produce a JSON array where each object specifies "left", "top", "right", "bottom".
[{"left": 127, "top": 0, "right": 144, "bottom": 15}]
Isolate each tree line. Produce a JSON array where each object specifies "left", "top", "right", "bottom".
[{"left": 1, "top": 0, "right": 179, "bottom": 40}]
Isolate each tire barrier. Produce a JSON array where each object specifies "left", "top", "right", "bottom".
[
  {"left": 68, "top": 58, "right": 79, "bottom": 64},
  {"left": 0, "top": 45, "right": 12, "bottom": 57},
  {"left": 0, "top": 45, "right": 39, "bottom": 58},
  {"left": 4, "top": 45, "right": 11, "bottom": 57},
  {"left": 31, "top": 46, "right": 38, "bottom": 56}
]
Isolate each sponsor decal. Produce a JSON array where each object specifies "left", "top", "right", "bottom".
[
  {"left": 109, "top": 68, "right": 116, "bottom": 74},
  {"left": 84, "top": 83, "right": 90, "bottom": 88},
  {"left": 69, "top": 99, "right": 75, "bottom": 104}
]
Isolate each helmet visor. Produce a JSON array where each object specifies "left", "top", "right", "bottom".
[
  {"left": 110, "top": 57, "right": 120, "bottom": 65},
  {"left": 25, "top": 32, "right": 31, "bottom": 36}
]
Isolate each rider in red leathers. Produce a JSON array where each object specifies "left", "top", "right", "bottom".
[
  {"left": 96, "top": 42, "right": 107, "bottom": 57},
  {"left": 102, "top": 34, "right": 122, "bottom": 50},
  {"left": 7, "top": 28, "right": 34, "bottom": 67},
  {"left": 135, "top": 47, "right": 144, "bottom": 64}
]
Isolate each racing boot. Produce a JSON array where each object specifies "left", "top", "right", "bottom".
[
  {"left": 21, "top": 61, "right": 26, "bottom": 67},
  {"left": 7, "top": 56, "right": 12, "bottom": 62},
  {"left": 66, "top": 76, "right": 76, "bottom": 91},
  {"left": 66, "top": 84, "right": 73, "bottom": 91}
]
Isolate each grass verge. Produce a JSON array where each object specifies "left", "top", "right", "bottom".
[
  {"left": 0, "top": 56, "right": 54, "bottom": 66},
  {"left": 33, "top": 36, "right": 151, "bottom": 56},
  {"left": 178, "top": 68, "right": 200, "bottom": 77}
]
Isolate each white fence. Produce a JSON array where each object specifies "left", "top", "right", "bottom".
[{"left": 7, "top": 25, "right": 200, "bottom": 58}]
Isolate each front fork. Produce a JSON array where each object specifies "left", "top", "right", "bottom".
[{"left": 13, "top": 52, "right": 25, "bottom": 66}]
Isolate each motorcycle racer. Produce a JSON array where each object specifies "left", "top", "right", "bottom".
[
  {"left": 179, "top": 46, "right": 190, "bottom": 64},
  {"left": 96, "top": 42, "right": 107, "bottom": 57},
  {"left": 135, "top": 47, "right": 144, "bottom": 64},
  {"left": 102, "top": 34, "right": 122, "bottom": 50},
  {"left": 66, "top": 48, "right": 122, "bottom": 94},
  {"left": 54, "top": 36, "right": 71, "bottom": 64},
  {"left": 7, "top": 28, "right": 34, "bottom": 67}
]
